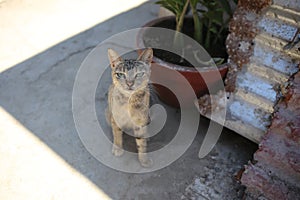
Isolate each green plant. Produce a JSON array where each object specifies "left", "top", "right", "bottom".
[
  {"left": 156, "top": 0, "right": 237, "bottom": 64},
  {"left": 197, "top": 0, "right": 237, "bottom": 49},
  {"left": 155, "top": 0, "right": 190, "bottom": 51}
]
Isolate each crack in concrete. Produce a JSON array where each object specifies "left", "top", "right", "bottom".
[{"left": 28, "top": 45, "right": 96, "bottom": 84}]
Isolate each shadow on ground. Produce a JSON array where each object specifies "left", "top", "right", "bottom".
[{"left": 0, "top": 2, "right": 258, "bottom": 199}]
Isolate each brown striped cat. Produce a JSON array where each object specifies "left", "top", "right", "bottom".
[{"left": 106, "top": 48, "right": 153, "bottom": 167}]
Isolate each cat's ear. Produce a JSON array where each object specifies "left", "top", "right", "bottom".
[
  {"left": 137, "top": 48, "right": 153, "bottom": 65},
  {"left": 108, "top": 48, "right": 123, "bottom": 68}
]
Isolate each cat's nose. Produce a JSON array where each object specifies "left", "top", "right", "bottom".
[{"left": 126, "top": 80, "right": 134, "bottom": 87}]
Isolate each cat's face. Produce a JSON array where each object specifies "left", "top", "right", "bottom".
[{"left": 108, "top": 48, "right": 153, "bottom": 93}]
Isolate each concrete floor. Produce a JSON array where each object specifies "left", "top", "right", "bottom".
[{"left": 0, "top": 0, "right": 258, "bottom": 199}]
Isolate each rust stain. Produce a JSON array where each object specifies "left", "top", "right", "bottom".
[{"left": 238, "top": 0, "right": 272, "bottom": 13}]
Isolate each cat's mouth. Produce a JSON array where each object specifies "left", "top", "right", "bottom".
[
  {"left": 124, "top": 87, "right": 134, "bottom": 92},
  {"left": 127, "top": 86, "right": 134, "bottom": 91}
]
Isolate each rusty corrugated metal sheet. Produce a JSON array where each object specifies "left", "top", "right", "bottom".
[
  {"left": 196, "top": 1, "right": 300, "bottom": 197},
  {"left": 197, "top": 0, "right": 300, "bottom": 143},
  {"left": 241, "top": 64, "right": 300, "bottom": 199}
]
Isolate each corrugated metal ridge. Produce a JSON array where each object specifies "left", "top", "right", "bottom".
[
  {"left": 273, "top": 0, "right": 300, "bottom": 12},
  {"left": 229, "top": 99, "right": 271, "bottom": 131},
  {"left": 235, "top": 72, "right": 278, "bottom": 102},
  {"left": 225, "top": 120, "right": 263, "bottom": 143},
  {"left": 255, "top": 34, "right": 300, "bottom": 60},
  {"left": 207, "top": 110, "right": 264, "bottom": 143},
  {"left": 258, "top": 5, "right": 300, "bottom": 41},
  {"left": 259, "top": 18, "right": 297, "bottom": 41},
  {"left": 269, "top": 4, "right": 300, "bottom": 25},
  {"left": 251, "top": 41, "right": 299, "bottom": 76},
  {"left": 234, "top": 88, "right": 274, "bottom": 113},
  {"left": 246, "top": 62, "right": 289, "bottom": 83}
]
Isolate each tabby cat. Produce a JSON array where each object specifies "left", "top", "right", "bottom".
[{"left": 106, "top": 48, "right": 153, "bottom": 167}]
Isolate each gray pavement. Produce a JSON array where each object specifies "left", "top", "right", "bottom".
[{"left": 0, "top": 0, "right": 257, "bottom": 199}]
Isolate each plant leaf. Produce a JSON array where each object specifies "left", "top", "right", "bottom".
[
  {"left": 213, "top": 57, "right": 225, "bottom": 65},
  {"left": 190, "top": 0, "right": 198, "bottom": 7},
  {"left": 209, "top": 26, "right": 218, "bottom": 34}
]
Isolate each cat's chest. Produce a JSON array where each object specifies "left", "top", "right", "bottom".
[{"left": 111, "top": 94, "right": 133, "bottom": 128}]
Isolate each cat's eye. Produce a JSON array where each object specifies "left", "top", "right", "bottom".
[
  {"left": 136, "top": 72, "right": 144, "bottom": 78},
  {"left": 115, "top": 73, "right": 125, "bottom": 79}
]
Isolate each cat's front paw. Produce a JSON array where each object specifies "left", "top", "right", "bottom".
[
  {"left": 112, "top": 145, "right": 124, "bottom": 157},
  {"left": 139, "top": 156, "right": 153, "bottom": 168}
]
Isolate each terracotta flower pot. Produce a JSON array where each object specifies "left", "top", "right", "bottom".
[{"left": 138, "top": 16, "right": 228, "bottom": 108}]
